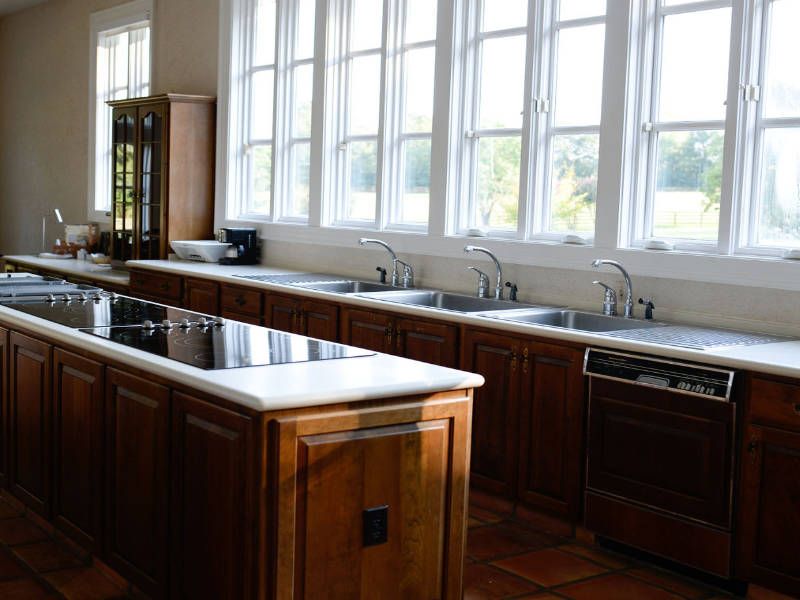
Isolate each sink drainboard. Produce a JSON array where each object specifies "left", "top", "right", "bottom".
[{"left": 605, "top": 325, "right": 791, "bottom": 350}]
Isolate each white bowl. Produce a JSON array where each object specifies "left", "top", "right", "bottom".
[{"left": 171, "top": 240, "right": 231, "bottom": 262}]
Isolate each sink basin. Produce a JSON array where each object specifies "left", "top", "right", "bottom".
[
  {"left": 357, "top": 289, "right": 549, "bottom": 313},
  {"left": 293, "top": 280, "right": 398, "bottom": 294},
  {"left": 492, "top": 309, "right": 667, "bottom": 333}
]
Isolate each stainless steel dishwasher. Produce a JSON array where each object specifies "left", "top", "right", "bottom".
[{"left": 582, "top": 348, "right": 738, "bottom": 577}]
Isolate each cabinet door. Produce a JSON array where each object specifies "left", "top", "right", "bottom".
[
  {"left": 9, "top": 332, "right": 51, "bottom": 517},
  {"left": 105, "top": 369, "right": 169, "bottom": 598},
  {"left": 52, "top": 349, "right": 104, "bottom": 552},
  {"left": 395, "top": 317, "right": 458, "bottom": 368},
  {"left": 136, "top": 104, "right": 168, "bottom": 260},
  {"left": 340, "top": 308, "right": 395, "bottom": 354},
  {"left": 184, "top": 277, "right": 220, "bottom": 315},
  {"left": 518, "top": 343, "right": 585, "bottom": 520},
  {"left": 111, "top": 107, "right": 137, "bottom": 262},
  {"left": 460, "top": 329, "right": 521, "bottom": 498},
  {"left": 171, "top": 393, "right": 254, "bottom": 599},
  {"left": 264, "top": 293, "right": 300, "bottom": 333},
  {"left": 301, "top": 298, "right": 339, "bottom": 342},
  {"left": 0, "top": 328, "right": 7, "bottom": 486},
  {"left": 737, "top": 424, "right": 800, "bottom": 596}
]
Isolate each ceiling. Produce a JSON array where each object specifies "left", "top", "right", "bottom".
[{"left": 0, "top": 0, "right": 47, "bottom": 17}]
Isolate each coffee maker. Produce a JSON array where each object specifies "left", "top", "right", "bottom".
[{"left": 218, "top": 228, "right": 259, "bottom": 265}]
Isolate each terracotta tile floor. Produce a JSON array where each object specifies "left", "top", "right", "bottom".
[
  {"left": 0, "top": 493, "right": 129, "bottom": 599},
  {"left": 463, "top": 503, "right": 775, "bottom": 600}
]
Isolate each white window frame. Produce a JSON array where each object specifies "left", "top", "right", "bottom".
[
  {"left": 735, "top": 0, "right": 800, "bottom": 256},
  {"left": 87, "top": 0, "right": 152, "bottom": 223},
  {"left": 219, "top": 0, "right": 318, "bottom": 224},
  {"left": 628, "top": 0, "right": 736, "bottom": 253},
  {"left": 455, "top": 0, "right": 607, "bottom": 242}
]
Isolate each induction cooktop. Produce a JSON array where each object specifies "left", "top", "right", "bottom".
[
  {"left": 80, "top": 322, "right": 374, "bottom": 370},
  {"left": 6, "top": 295, "right": 210, "bottom": 329}
]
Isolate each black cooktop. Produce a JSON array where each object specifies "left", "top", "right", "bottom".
[
  {"left": 6, "top": 296, "right": 209, "bottom": 329},
  {"left": 80, "top": 323, "right": 373, "bottom": 370}
]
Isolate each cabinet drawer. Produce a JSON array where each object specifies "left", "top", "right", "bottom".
[
  {"left": 129, "top": 270, "right": 183, "bottom": 303},
  {"left": 750, "top": 377, "right": 800, "bottom": 431},
  {"left": 220, "top": 285, "right": 263, "bottom": 317}
]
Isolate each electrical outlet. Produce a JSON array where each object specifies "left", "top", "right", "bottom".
[{"left": 362, "top": 505, "right": 388, "bottom": 547}]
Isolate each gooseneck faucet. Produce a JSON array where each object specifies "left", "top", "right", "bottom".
[
  {"left": 591, "top": 259, "right": 634, "bottom": 317},
  {"left": 358, "top": 238, "right": 414, "bottom": 287},
  {"left": 464, "top": 245, "right": 503, "bottom": 299}
]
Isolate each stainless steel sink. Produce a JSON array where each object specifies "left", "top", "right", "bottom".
[
  {"left": 293, "top": 280, "right": 398, "bottom": 294},
  {"left": 357, "top": 289, "right": 551, "bottom": 313},
  {"left": 491, "top": 309, "right": 667, "bottom": 333}
]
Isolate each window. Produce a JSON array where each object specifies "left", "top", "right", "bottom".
[
  {"left": 632, "top": 0, "right": 732, "bottom": 247},
  {"left": 741, "top": 0, "right": 800, "bottom": 251},
  {"left": 329, "top": 0, "right": 438, "bottom": 229},
  {"left": 225, "top": 0, "right": 317, "bottom": 221},
  {"left": 88, "top": 1, "right": 152, "bottom": 220},
  {"left": 458, "top": 0, "right": 606, "bottom": 239}
]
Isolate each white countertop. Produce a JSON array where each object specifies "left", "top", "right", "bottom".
[
  {"left": 3, "top": 255, "right": 130, "bottom": 287},
  {"left": 126, "top": 258, "right": 800, "bottom": 380},
  {"left": 0, "top": 303, "right": 483, "bottom": 412}
]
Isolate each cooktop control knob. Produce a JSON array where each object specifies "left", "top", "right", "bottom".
[
  {"left": 214, "top": 317, "right": 226, "bottom": 327},
  {"left": 45, "top": 294, "right": 55, "bottom": 303},
  {"left": 92, "top": 292, "right": 103, "bottom": 302},
  {"left": 179, "top": 318, "right": 191, "bottom": 329},
  {"left": 143, "top": 320, "right": 155, "bottom": 330},
  {"left": 78, "top": 293, "right": 88, "bottom": 302},
  {"left": 197, "top": 317, "right": 208, "bottom": 328},
  {"left": 109, "top": 292, "right": 118, "bottom": 300},
  {"left": 162, "top": 319, "right": 173, "bottom": 329},
  {"left": 62, "top": 293, "right": 71, "bottom": 302}
]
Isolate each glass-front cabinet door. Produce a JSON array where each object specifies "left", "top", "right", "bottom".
[
  {"left": 137, "top": 104, "right": 167, "bottom": 260},
  {"left": 111, "top": 107, "right": 137, "bottom": 261}
]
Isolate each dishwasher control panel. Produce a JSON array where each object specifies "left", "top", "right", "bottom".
[{"left": 583, "top": 348, "right": 735, "bottom": 401}]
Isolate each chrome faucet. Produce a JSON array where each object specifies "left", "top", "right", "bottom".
[
  {"left": 467, "top": 266, "right": 490, "bottom": 298},
  {"left": 358, "top": 238, "right": 414, "bottom": 288},
  {"left": 464, "top": 245, "right": 503, "bottom": 299},
  {"left": 591, "top": 259, "right": 634, "bottom": 317}
]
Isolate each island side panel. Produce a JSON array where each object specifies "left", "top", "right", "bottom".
[{"left": 269, "top": 390, "right": 473, "bottom": 600}]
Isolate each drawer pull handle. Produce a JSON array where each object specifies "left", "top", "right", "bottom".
[
  {"left": 794, "top": 403, "right": 800, "bottom": 415},
  {"left": 235, "top": 296, "right": 246, "bottom": 306}
]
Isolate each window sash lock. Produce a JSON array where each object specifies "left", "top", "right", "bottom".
[{"left": 742, "top": 84, "right": 761, "bottom": 102}]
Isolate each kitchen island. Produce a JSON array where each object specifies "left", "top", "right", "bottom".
[{"left": 0, "top": 290, "right": 481, "bottom": 599}]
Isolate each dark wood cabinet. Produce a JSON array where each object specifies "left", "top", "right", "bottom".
[
  {"left": 737, "top": 377, "right": 800, "bottom": 596},
  {"left": 460, "top": 329, "right": 521, "bottom": 498},
  {"left": 9, "top": 332, "right": 52, "bottom": 517},
  {"left": 52, "top": 349, "right": 104, "bottom": 552},
  {"left": 342, "top": 307, "right": 457, "bottom": 366},
  {"left": 518, "top": 342, "right": 585, "bottom": 520},
  {"left": 108, "top": 94, "right": 215, "bottom": 262},
  {"left": 220, "top": 285, "right": 263, "bottom": 325},
  {"left": 129, "top": 268, "right": 183, "bottom": 305},
  {"left": 341, "top": 308, "right": 395, "bottom": 354},
  {"left": 184, "top": 277, "right": 220, "bottom": 315},
  {"left": 264, "top": 293, "right": 340, "bottom": 342},
  {"left": 0, "top": 328, "right": 7, "bottom": 486},
  {"left": 105, "top": 369, "right": 169, "bottom": 598},
  {"left": 170, "top": 392, "right": 254, "bottom": 599}
]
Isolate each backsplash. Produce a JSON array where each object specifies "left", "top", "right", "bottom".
[{"left": 261, "top": 238, "right": 800, "bottom": 337}]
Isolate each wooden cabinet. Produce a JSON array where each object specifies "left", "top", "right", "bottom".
[
  {"left": 108, "top": 94, "right": 215, "bottom": 261},
  {"left": 129, "top": 268, "right": 183, "bottom": 305},
  {"left": 518, "top": 342, "right": 585, "bottom": 520},
  {"left": 184, "top": 277, "right": 220, "bottom": 315},
  {"left": 461, "top": 329, "right": 522, "bottom": 498},
  {"left": 105, "top": 369, "right": 169, "bottom": 598},
  {"left": 265, "top": 293, "right": 340, "bottom": 342},
  {"left": 170, "top": 393, "right": 254, "bottom": 599},
  {"left": 737, "top": 376, "right": 800, "bottom": 596},
  {"left": 52, "top": 350, "right": 104, "bottom": 552},
  {"left": 270, "top": 391, "right": 471, "bottom": 599},
  {"left": 0, "top": 327, "right": 7, "bottom": 486},
  {"left": 220, "top": 284, "right": 263, "bottom": 325},
  {"left": 8, "top": 332, "right": 52, "bottom": 517},
  {"left": 342, "top": 308, "right": 458, "bottom": 367}
]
